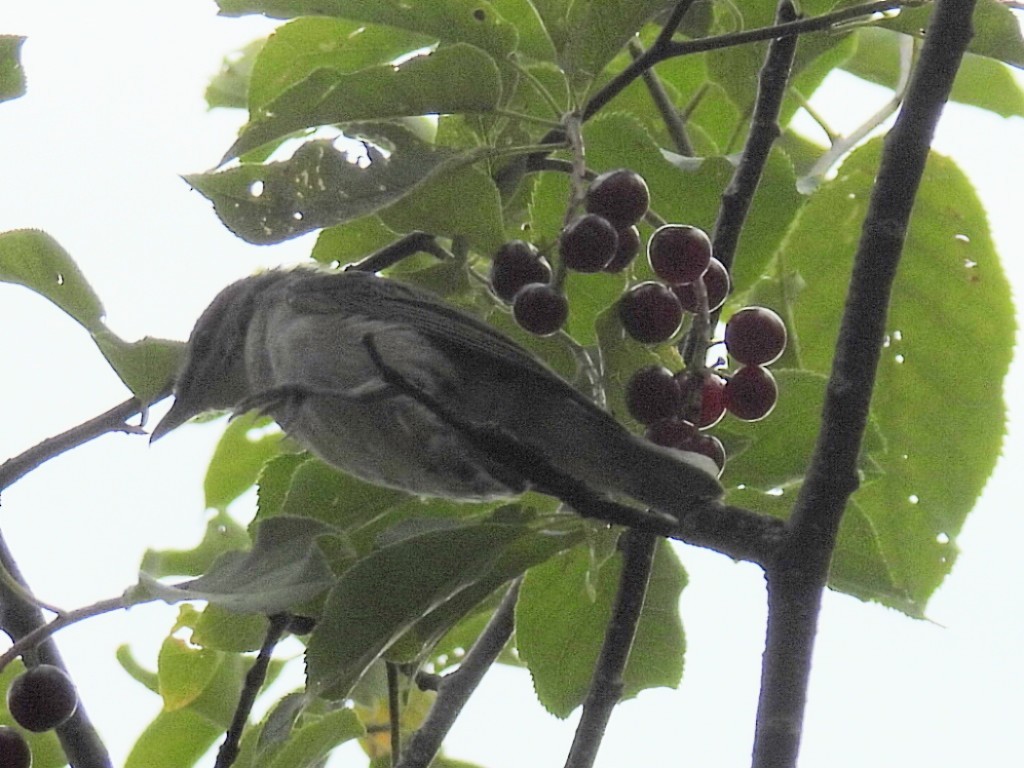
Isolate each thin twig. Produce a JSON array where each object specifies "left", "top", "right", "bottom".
[
  {"left": 395, "top": 580, "right": 521, "bottom": 768},
  {"left": 387, "top": 661, "right": 402, "bottom": 765},
  {"left": 582, "top": 0, "right": 699, "bottom": 121},
  {"left": 712, "top": 0, "right": 800, "bottom": 274},
  {"left": 583, "top": 0, "right": 911, "bottom": 122},
  {"left": 214, "top": 614, "right": 290, "bottom": 768},
  {"left": 627, "top": 38, "right": 694, "bottom": 156},
  {"left": 799, "top": 34, "right": 916, "bottom": 193},
  {"left": 0, "top": 394, "right": 157, "bottom": 491},
  {"left": 564, "top": 531, "right": 657, "bottom": 768},
  {"left": 751, "top": 1, "right": 978, "bottom": 766}
]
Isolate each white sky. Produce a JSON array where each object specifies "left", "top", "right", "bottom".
[{"left": 1, "top": 3, "right": 1022, "bottom": 767}]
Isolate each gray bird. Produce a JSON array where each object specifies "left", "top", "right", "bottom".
[{"left": 151, "top": 268, "right": 722, "bottom": 517}]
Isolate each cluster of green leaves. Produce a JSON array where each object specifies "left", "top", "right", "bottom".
[{"left": 1, "top": 2, "right": 1021, "bottom": 767}]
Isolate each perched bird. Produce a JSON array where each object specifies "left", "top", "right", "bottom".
[{"left": 151, "top": 268, "right": 722, "bottom": 517}]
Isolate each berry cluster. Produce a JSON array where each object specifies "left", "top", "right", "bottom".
[
  {"left": 618, "top": 223, "right": 731, "bottom": 344},
  {"left": 1, "top": 664, "right": 80, "bottom": 768},
  {"left": 490, "top": 169, "right": 649, "bottom": 336},
  {"left": 486, "top": 166, "right": 786, "bottom": 478},
  {"left": 626, "top": 305, "right": 787, "bottom": 474}
]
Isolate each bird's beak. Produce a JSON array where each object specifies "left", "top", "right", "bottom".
[{"left": 149, "top": 398, "right": 191, "bottom": 443}]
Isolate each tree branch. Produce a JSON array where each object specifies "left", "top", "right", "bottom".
[
  {"left": 564, "top": 530, "right": 657, "bottom": 768},
  {"left": 751, "top": 1, "right": 978, "bottom": 765},
  {"left": 0, "top": 394, "right": 156, "bottom": 492},
  {"left": 396, "top": 580, "right": 520, "bottom": 768},
  {"left": 712, "top": 0, "right": 800, "bottom": 274}
]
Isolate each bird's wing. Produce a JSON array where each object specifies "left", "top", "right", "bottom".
[{"left": 284, "top": 269, "right": 609, "bottom": 415}]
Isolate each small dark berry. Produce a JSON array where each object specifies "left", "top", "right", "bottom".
[
  {"left": 559, "top": 214, "right": 619, "bottom": 272},
  {"left": 677, "top": 371, "right": 727, "bottom": 429},
  {"left": 0, "top": 726, "right": 31, "bottom": 768},
  {"left": 673, "top": 257, "right": 730, "bottom": 313},
  {"left": 626, "top": 365, "right": 682, "bottom": 425},
  {"left": 490, "top": 240, "right": 551, "bottom": 301},
  {"left": 724, "top": 365, "right": 778, "bottom": 421},
  {"left": 645, "top": 417, "right": 699, "bottom": 449},
  {"left": 513, "top": 283, "right": 569, "bottom": 336},
  {"left": 648, "top": 224, "right": 713, "bottom": 285},
  {"left": 7, "top": 664, "right": 78, "bottom": 733},
  {"left": 585, "top": 169, "right": 650, "bottom": 228},
  {"left": 618, "top": 282, "right": 683, "bottom": 344},
  {"left": 724, "top": 307, "right": 787, "bottom": 365},
  {"left": 644, "top": 420, "right": 725, "bottom": 473},
  {"left": 603, "top": 225, "right": 641, "bottom": 273}
]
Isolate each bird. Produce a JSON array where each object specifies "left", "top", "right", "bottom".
[{"left": 150, "top": 267, "right": 722, "bottom": 519}]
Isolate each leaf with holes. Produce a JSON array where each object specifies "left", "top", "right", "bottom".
[
  {"left": 187, "top": 125, "right": 495, "bottom": 244},
  {"left": 778, "top": 138, "right": 1013, "bottom": 611}
]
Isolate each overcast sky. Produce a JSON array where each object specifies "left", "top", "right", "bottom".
[{"left": 1, "top": 4, "right": 1022, "bottom": 767}]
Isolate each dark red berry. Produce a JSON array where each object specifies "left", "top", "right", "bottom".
[
  {"left": 724, "top": 306, "right": 787, "bottom": 365},
  {"left": 673, "top": 257, "right": 730, "bottom": 313},
  {"left": 0, "top": 726, "right": 31, "bottom": 768},
  {"left": 644, "top": 419, "right": 725, "bottom": 473},
  {"left": 603, "top": 225, "right": 641, "bottom": 273},
  {"left": 648, "top": 224, "right": 713, "bottom": 285},
  {"left": 626, "top": 365, "right": 682, "bottom": 425},
  {"left": 559, "top": 214, "right": 619, "bottom": 272},
  {"left": 585, "top": 169, "right": 650, "bottom": 228},
  {"left": 724, "top": 365, "right": 778, "bottom": 421},
  {"left": 645, "top": 417, "right": 699, "bottom": 450},
  {"left": 513, "top": 283, "right": 569, "bottom": 336},
  {"left": 490, "top": 240, "right": 551, "bottom": 301},
  {"left": 618, "top": 282, "right": 683, "bottom": 344},
  {"left": 686, "top": 433, "right": 727, "bottom": 473},
  {"left": 677, "top": 371, "right": 727, "bottom": 429},
  {"left": 7, "top": 664, "right": 78, "bottom": 733}
]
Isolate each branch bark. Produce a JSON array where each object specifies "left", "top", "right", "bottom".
[{"left": 751, "top": 1, "right": 978, "bottom": 765}]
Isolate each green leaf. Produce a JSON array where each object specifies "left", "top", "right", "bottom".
[
  {"left": 560, "top": 0, "right": 676, "bottom": 90},
  {"left": 276, "top": 458, "right": 410, "bottom": 532},
  {"left": 390, "top": 522, "right": 581, "bottom": 661},
  {"left": 126, "top": 708, "right": 223, "bottom": 768},
  {"left": 266, "top": 708, "right": 364, "bottom": 768},
  {"left": 157, "top": 636, "right": 222, "bottom": 711},
  {"left": 716, "top": 369, "right": 883, "bottom": 492},
  {"left": 0, "top": 229, "right": 105, "bottom": 332},
  {"left": 311, "top": 217, "right": 400, "bottom": 266},
  {"left": 879, "top": 0, "right": 1024, "bottom": 68},
  {"left": 490, "top": 0, "right": 557, "bottom": 61},
  {"left": 306, "top": 522, "right": 529, "bottom": 698},
  {"left": 844, "top": 27, "right": 1024, "bottom": 118},
  {"left": 0, "top": 229, "right": 183, "bottom": 401},
  {"left": 216, "top": 0, "right": 520, "bottom": 60},
  {"left": 188, "top": 126, "right": 495, "bottom": 244},
  {"left": 227, "top": 43, "right": 502, "bottom": 159},
  {"left": 141, "top": 509, "right": 251, "bottom": 579},
  {"left": 140, "top": 516, "right": 338, "bottom": 614},
  {"left": 117, "top": 645, "right": 160, "bottom": 694},
  {"left": 779, "top": 139, "right": 1014, "bottom": 610},
  {"left": 207, "top": 38, "right": 265, "bottom": 109},
  {"left": 250, "top": 17, "right": 431, "bottom": 113},
  {"left": 0, "top": 35, "right": 26, "bottom": 103},
  {"left": 379, "top": 161, "right": 506, "bottom": 256},
  {"left": 516, "top": 539, "right": 687, "bottom": 718},
  {"left": 91, "top": 330, "right": 184, "bottom": 403},
  {"left": 204, "top": 412, "right": 284, "bottom": 510},
  {"left": 192, "top": 604, "right": 271, "bottom": 652}
]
